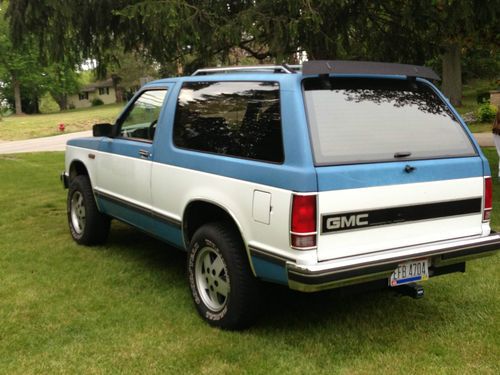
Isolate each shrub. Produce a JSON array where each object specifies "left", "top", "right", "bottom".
[
  {"left": 476, "top": 103, "right": 498, "bottom": 123},
  {"left": 91, "top": 98, "right": 104, "bottom": 106},
  {"left": 39, "top": 93, "right": 60, "bottom": 113}
]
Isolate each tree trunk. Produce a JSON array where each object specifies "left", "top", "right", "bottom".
[
  {"left": 54, "top": 95, "right": 68, "bottom": 111},
  {"left": 441, "top": 42, "right": 462, "bottom": 107},
  {"left": 13, "top": 75, "right": 24, "bottom": 115}
]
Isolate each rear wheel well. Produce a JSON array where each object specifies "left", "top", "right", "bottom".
[
  {"left": 183, "top": 201, "right": 243, "bottom": 247},
  {"left": 69, "top": 160, "right": 89, "bottom": 181}
]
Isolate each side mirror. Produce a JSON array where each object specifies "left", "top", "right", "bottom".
[{"left": 93, "top": 123, "right": 114, "bottom": 137}]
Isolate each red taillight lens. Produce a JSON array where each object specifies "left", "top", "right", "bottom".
[
  {"left": 483, "top": 176, "right": 492, "bottom": 221},
  {"left": 291, "top": 194, "right": 317, "bottom": 249}
]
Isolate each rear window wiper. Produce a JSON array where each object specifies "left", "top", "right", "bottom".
[{"left": 394, "top": 151, "right": 412, "bottom": 158}]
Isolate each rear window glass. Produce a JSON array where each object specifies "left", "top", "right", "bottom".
[{"left": 303, "top": 78, "right": 476, "bottom": 165}]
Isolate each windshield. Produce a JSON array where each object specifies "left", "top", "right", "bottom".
[{"left": 303, "top": 78, "right": 476, "bottom": 165}]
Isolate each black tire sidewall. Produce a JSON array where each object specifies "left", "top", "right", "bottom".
[
  {"left": 67, "top": 175, "right": 109, "bottom": 245},
  {"left": 187, "top": 222, "right": 259, "bottom": 329},
  {"left": 67, "top": 176, "right": 89, "bottom": 242}
]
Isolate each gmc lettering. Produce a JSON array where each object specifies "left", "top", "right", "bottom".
[{"left": 326, "top": 214, "right": 369, "bottom": 230}]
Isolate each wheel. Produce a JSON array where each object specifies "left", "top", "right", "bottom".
[
  {"left": 187, "top": 222, "right": 260, "bottom": 330},
  {"left": 67, "top": 175, "right": 110, "bottom": 245}
]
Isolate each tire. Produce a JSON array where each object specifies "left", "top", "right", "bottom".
[
  {"left": 187, "top": 222, "right": 260, "bottom": 330},
  {"left": 67, "top": 175, "right": 110, "bottom": 245}
]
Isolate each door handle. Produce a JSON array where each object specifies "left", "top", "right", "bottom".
[{"left": 139, "top": 149, "right": 150, "bottom": 158}]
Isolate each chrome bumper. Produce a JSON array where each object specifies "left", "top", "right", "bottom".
[{"left": 287, "top": 233, "right": 500, "bottom": 292}]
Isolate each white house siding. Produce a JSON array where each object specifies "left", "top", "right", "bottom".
[{"left": 69, "top": 87, "right": 116, "bottom": 109}]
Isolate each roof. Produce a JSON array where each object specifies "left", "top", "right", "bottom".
[
  {"left": 81, "top": 78, "right": 114, "bottom": 92},
  {"left": 144, "top": 60, "right": 441, "bottom": 88}
]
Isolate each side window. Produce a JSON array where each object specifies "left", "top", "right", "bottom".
[
  {"left": 119, "top": 89, "right": 168, "bottom": 141},
  {"left": 173, "top": 81, "right": 283, "bottom": 163}
]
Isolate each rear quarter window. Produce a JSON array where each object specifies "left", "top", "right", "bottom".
[
  {"left": 303, "top": 78, "right": 476, "bottom": 165},
  {"left": 173, "top": 81, "right": 284, "bottom": 163}
]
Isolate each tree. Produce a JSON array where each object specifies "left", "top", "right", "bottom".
[
  {"left": 430, "top": 0, "right": 498, "bottom": 106},
  {"left": 46, "top": 62, "right": 81, "bottom": 111},
  {"left": 1, "top": 2, "right": 82, "bottom": 113},
  {"left": 5, "top": 0, "right": 498, "bottom": 106}
]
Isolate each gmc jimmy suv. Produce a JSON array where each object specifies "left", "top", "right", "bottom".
[{"left": 61, "top": 60, "right": 500, "bottom": 329}]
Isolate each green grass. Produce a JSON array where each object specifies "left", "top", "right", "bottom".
[
  {"left": 0, "top": 152, "right": 499, "bottom": 374},
  {"left": 0, "top": 103, "right": 124, "bottom": 141}
]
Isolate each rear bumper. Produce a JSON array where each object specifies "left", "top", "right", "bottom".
[{"left": 286, "top": 233, "right": 500, "bottom": 292}]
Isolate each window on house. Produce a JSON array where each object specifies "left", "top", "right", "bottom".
[
  {"left": 98, "top": 87, "right": 110, "bottom": 95},
  {"left": 78, "top": 92, "right": 89, "bottom": 100}
]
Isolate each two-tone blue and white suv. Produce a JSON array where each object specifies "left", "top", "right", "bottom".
[{"left": 62, "top": 61, "right": 500, "bottom": 329}]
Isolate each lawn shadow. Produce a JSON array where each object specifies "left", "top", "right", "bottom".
[{"left": 103, "top": 220, "right": 187, "bottom": 282}]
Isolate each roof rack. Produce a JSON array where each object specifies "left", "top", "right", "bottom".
[
  {"left": 191, "top": 64, "right": 301, "bottom": 76},
  {"left": 302, "top": 60, "right": 440, "bottom": 81}
]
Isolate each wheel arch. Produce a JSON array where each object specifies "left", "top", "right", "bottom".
[
  {"left": 69, "top": 159, "right": 90, "bottom": 181},
  {"left": 182, "top": 199, "right": 256, "bottom": 275}
]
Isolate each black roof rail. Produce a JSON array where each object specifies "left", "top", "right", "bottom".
[
  {"left": 302, "top": 60, "right": 440, "bottom": 81},
  {"left": 191, "top": 64, "right": 301, "bottom": 76}
]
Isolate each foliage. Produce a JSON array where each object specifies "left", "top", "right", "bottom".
[
  {"left": 477, "top": 103, "right": 498, "bottom": 123},
  {"left": 91, "top": 97, "right": 104, "bottom": 106},
  {"left": 46, "top": 62, "right": 81, "bottom": 111},
  {"left": 0, "top": 3, "right": 81, "bottom": 113},
  {"left": 107, "top": 49, "right": 159, "bottom": 90},
  {"left": 38, "top": 93, "right": 59, "bottom": 114},
  {"left": 0, "top": 3, "right": 45, "bottom": 113},
  {"left": 3, "top": 1, "right": 499, "bottom": 102}
]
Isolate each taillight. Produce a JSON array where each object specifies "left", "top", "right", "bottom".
[
  {"left": 483, "top": 176, "right": 492, "bottom": 222},
  {"left": 291, "top": 194, "right": 317, "bottom": 249}
]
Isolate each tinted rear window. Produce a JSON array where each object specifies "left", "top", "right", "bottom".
[{"left": 303, "top": 78, "right": 476, "bottom": 165}]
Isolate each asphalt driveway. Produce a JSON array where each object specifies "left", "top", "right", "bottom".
[{"left": 0, "top": 130, "right": 92, "bottom": 154}]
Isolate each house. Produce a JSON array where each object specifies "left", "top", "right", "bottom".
[{"left": 68, "top": 79, "right": 119, "bottom": 109}]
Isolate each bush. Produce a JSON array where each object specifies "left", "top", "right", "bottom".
[
  {"left": 476, "top": 103, "right": 498, "bottom": 123},
  {"left": 39, "top": 93, "right": 60, "bottom": 113},
  {"left": 91, "top": 97, "right": 104, "bottom": 106}
]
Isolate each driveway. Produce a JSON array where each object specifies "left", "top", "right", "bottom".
[
  {"left": 0, "top": 130, "right": 92, "bottom": 154},
  {"left": 0, "top": 130, "right": 495, "bottom": 154}
]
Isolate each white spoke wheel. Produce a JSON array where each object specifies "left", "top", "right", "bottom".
[
  {"left": 188, "top": 222, "right": 261, "bottom": 330},
  {"left": 67, "top": 175, "right": 110, "bottom": 245}
]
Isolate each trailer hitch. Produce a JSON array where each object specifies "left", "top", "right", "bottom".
[{"left": 394, "top": 283, "right": 424, "bottom": 299}]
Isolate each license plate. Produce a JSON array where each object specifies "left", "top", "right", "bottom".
[{"left": 389, "top": 259, "right": 429, "bottom": 286}]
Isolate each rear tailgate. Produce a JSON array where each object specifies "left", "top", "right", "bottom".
[
  {"left": 303, "top": 76, "right": 485, "bottom": 262},
  {"left": 316, "top": 158, "right": 485, "bottom": 261}
]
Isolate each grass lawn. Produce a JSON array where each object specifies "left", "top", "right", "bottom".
[
  {"left": 0, "top": 151, "right": 499, "bottom": 374},
  {"left": 0, "top": 104, "right": 124, "bottom": 141}
]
